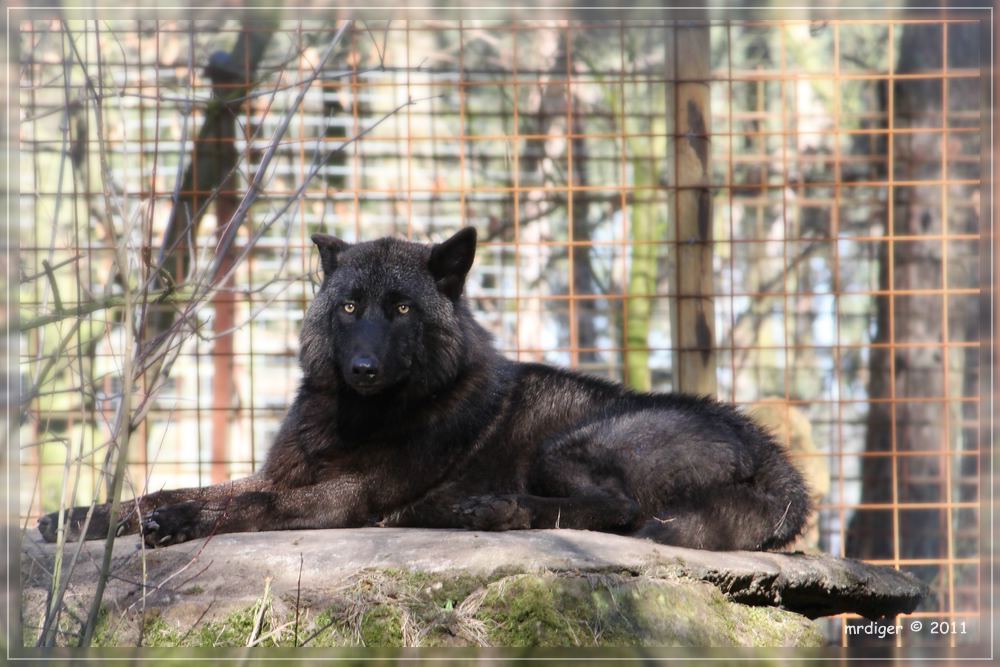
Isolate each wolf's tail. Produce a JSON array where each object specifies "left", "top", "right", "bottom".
[{"left": 752, "top": 445, "right": 813, "bottom": 549}]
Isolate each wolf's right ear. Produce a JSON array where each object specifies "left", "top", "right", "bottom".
[{"left": 311, "top": 233, "right": 349, "bottom": 276}]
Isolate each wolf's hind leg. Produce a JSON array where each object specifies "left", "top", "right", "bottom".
[
  {"left": 447, "top": 492, "right": 639, "bottom": 532},
  {"left": 532, "top": 409, "right": 810, "bottom": 550},
  {"left": 382, "top": 492, "right": 638, "bottom": 533},
  {"left": 510, "top": 493, "right": 639, "bottom": 531},
  {"left": 380, "top": 494, "right": 533, "bottom": 531}
]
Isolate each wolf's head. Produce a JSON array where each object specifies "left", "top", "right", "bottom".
[{"left": 299, "top": 227, "right": 483, "bottom": 397}]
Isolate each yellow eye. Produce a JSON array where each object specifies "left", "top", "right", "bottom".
[
  {"left": 397, "top": 303, "right": 410, "bottom": 315},
  {"left": 343, "top": 302, "right": 356, "bottom": 314}
]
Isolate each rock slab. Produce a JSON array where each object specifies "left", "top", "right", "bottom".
[{"left": 21, "top": 528, "right": 926, "bottom": 647}]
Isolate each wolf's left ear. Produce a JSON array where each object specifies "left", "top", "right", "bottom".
[
  {"left": 311, "top": 233, "right": 349, "bottom": 276},
  {"left": 429, "top": 227, "right": 477, "bottom": 300}
]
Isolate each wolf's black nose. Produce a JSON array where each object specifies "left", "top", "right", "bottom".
[{"left": 351, "top": 356, "right": 379, "bottom": 378}]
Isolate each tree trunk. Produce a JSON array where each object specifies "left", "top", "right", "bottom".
[
  {"left": 149, "top": 17, "right": 276, "bottom": 337},
  {"left": 847, "top": 21, "right": 981, "bottom": 577},
  {"left": 570, "top": 93, "right": 597, "bottom": 366},
  {"left": 622, "top": 24, "right": 674, "bottom": 391},
  {"left": 670, "top": 18, "right": 716, "bottom": 395}
]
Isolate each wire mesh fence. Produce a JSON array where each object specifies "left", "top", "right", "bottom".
[{"left": 14, "top": 13, "right": 989, "bottom": 647}]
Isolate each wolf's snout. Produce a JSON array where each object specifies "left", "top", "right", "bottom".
[{"left": 351, "top": 355, "right": 379, "bottom": 379}]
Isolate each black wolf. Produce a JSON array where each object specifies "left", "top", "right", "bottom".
[{"left": 38, "top": 228, "right": 810, "bottom": 551}]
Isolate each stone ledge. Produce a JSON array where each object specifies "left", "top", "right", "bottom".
[{"left": 22, "top": 527, "right": 925, "bottom": 624}]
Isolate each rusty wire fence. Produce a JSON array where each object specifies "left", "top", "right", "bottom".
[{"left": 14, "top": 13, "right": 990, "bottom": 647}]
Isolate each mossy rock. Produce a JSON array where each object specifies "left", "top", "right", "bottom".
[
  {"left": 476, "top": 573, "right": 822, "bottom": 647},
  {"left": 33, "top": 568, "right": 822, "bottom": 648},
  {"left": 23, "top": 527, "right": 927, "bottom": 628}
]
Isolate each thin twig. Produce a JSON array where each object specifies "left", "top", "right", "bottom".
[
  {"left": 174, "top": 601, "right": 217, "bottom": 646},
  {"left": 246, "top": 577, "right": 273, "bottom": 647},
  {"left": 21, "top": 254, "right": 82, "bottom": 282},
  {"left": 22, "top": 320, "right": 81, "bottom": 407},
  {"left": 18, "top": 288, "right": 185, "bottom": 332},
  {"left": 293, "top": 553, "right": 304, "bottom": 647},
  {"left": 77, "top": 18, "right": 141, "bottom": 646},
  {"left": 213, "top": 93, "right": 441, "bottom": 289},
  {"left": 31, "top": 19, "right": 429, "bottom": 648},
  {"left": 208, "top": 20, "right": 354, "bottom": 281},
  {"left": 247, "top": 620, "right": 296, "bottom": 648}
]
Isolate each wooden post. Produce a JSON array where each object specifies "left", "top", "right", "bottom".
[
  {"left": 204, "top": 27, "right": 267, "bottom": 484},
  {"left": 211, "top": 192, "right": 237, "bottom": 484},
  {"left": 671, "top": 18, "right": 717, "bottom": 395}
]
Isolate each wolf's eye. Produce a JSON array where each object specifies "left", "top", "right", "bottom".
[
  {"left": 342, "top": 302, "right": 356, "bottom": 314},
  {"left": 396, "top": 303, "right": 410, "bottom": 315}
]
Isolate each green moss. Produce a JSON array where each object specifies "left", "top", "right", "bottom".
[
  {"left": 138, "top": 602, "right": 279, "bottom": 648},
  {"left": 475, "top": 574, "right": 655, "bottom": 646},
  {"left": 195, "top": 604, "right": 271, "bottom": 647},
  {"left": 384, "top": 568, "right": 489, "bottom": 609},
  {"left": 21, "top": 596, "right": 114, "bottom": 648},
  {"left": 479, "top": 574, "right": 585, "bottom": 646},
  {"left": 140, "top": 612, "right": 183, "bottom": 647},
  {"left": 726, "top": 604, "right": 823, "bottom": 647},
  {"left": 622, "top": 579, "right": 721, "bottom": 645},
  {"left": 474, "top": 572, "right": 824, "bottom": 648},
  {"left": 87, "top": 606, "right": 115, "bottom": 647},
  {"left": 304, "top": 605, "right": 354, "bottom": 646},
  {"left": 301, "top": 568, "right": 495, "bottom": 647},
  {"left": 580, "top": 580, "right": 644, "bottom": 645},
  {"left": 359, "top": 605, "right": 403, "bottom": 646}
]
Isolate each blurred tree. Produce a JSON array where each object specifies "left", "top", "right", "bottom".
[
  {"left": 570, "top": 87, "right": 598, "bottom": 366},
  {"left": 622, "top": 26, "right": 671, "bottom": 392},
  {"left": 669, "top": 18, "right": 716, "bottom": 396},
  {"left": 847, "top": 21, "right": 981, "bottom": 579},
  {"left": 151, "top": 13, "right": 278, "bottom": 336}
]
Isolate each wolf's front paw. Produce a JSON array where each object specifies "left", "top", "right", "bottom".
[
  {"left": 453, "top": 495, "right": 532, "bottom": 531},
  {"left": 37, "top": 505, "right": 111, "bottom": 542},
  {"left": 37, "top": 511, "right": 64, "bottom": 542},
  {"left": 141, "top": 501, "right": 206, "bottom": 547}
]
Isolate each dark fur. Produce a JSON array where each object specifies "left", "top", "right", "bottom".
[{"left": 39, "top": 228, "right": 811, "bottom": 551}]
